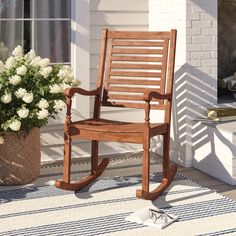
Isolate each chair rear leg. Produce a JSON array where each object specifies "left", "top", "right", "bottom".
[
  {"left": 163, "top": 132, "right": 170, "bottom": 180},
  {"left": 91, "top": 140, "right": 98, "bottom": 174},
  {"left": 163, "top": 131, "right": 177, "bottom": 182},
  {"left": 91, "top": 140, "right": 110, "bottom": 177}
]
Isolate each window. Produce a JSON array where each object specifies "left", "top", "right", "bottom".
[{"left": 0, "top": 0, "right": 71, "bottom": 64}]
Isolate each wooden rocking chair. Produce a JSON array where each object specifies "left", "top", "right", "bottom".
[{"left": 55, "top": 29, "right": 177, "bottom": 200}]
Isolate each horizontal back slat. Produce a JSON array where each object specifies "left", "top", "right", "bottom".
[
  {"left": 107, "top": 86, "right": 160, "bottom": 93},
  {"left": 110, "top": 71, "right": 162, "bottom": 78},
  {"left": 113, "top": 40, "right": 164, "bottom": 47},
  {"left": 108, "top": 31, "right": 170, "bottom": 39},
  {"left": 112, "top": 48, "right": 164, "bottom": 54},
  {"left": 107, "top": 94, "right": 144, "bottom": 101},
  {"left": 111, "top": 56, "right": 163, "bottom": 62},
  {"left": 109, "top": 79, "right": 161, "bottom": 85},
  {"left": 112, "top": 40, "right": 165, "bottom": 47},
  {"left": 110, "top": 63, "right": 162, "bottom": 70}
]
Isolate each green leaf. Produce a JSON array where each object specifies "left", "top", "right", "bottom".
[{"left": 39, "top": 88, "right": 44, "bottom": 96}]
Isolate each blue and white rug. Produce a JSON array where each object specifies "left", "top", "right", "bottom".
[{"left": 0, "top": 158, "right": 236, "bottom": 236}]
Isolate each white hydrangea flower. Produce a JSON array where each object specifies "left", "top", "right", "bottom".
[
  {"left": 17, "top": 107, "right": 29, "bottom": 119},
  {"left": 5, "top": 56, "right": 16, "bottom": 69},
  {"left": 39, "top": 66, "right": 52, "bottom": 78},
  {"left": 14, "top": 88, "right": 27, "bottom": 98},
  {"left": 22, "top": 92, "right": 33, "bottom": 103},
  {"left": 37, "top": 109, "right": 49, "bottom": 119},
  {"left": 62, "top": 65, "right": 73, "bottom": 72},
  {"left": 12, "top": 45, "right": 23, "bottom": 58},
  {"left": 57, "top": 65, "right": 73, "bottom": 80},
  {"left": 72, "top": 79, "right": 80, "bottom": 86},
  {"left": 49, "top": 84, "right": 63, "bottom": 93},
  {"left": 25, "top": 49, "right": 36, "bottom": 61},
  {"left": 16, "top": 65, "right": 27, "bottom": 76},
  {"left": 53, "top": 100, "right": 66, "bottom": 111},
  {"left": 63, "top": 76, "right": 74, "bottom": 83},
  {"left": 1, "top": 93, "right": 12, "bottom": 104},
  {"left": 57, "top": 69, "right": 68, "bottom": 79},
  {"left": 30, "top": 56, "right": 42, "bottom": 67},
  {"left": 0, "top": 61, "right": 5, "bottom": 73},
  {"left": 60, "top": 83, "right": 71, "bottom": 90},
  {"left": 9, "top": 75, "right": 21, "bottom": 85},
  {"left": 39, "top": 58, "right": 50, "bottom": 67},
  {"left": 37, "top": 98, "right": 49, "bottom": 109},
  {"left": 9, "top": 120, "right": 21, "bottom": 131}
]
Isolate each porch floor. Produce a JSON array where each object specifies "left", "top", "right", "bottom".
[
  {"left": 42, "top": 151, "right": 236, "bottom": 201},
  {"left": 178, "top": 166, "right": 236, "bottom": 201}
]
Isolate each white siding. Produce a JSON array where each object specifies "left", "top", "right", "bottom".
[
  {"left": 89, "top": 0, "right": 148, "bottom": 124},
  {"left": 149, "top": 0, "right": 186, "bottom": 69},
  {"left": 41, "top": 0, "right": 149, "bottom": 162},
  {"left": 89, "top": 0, "right": 148, "bottom": 113},
  {"left": 148, "top": 0, "right": 187, "bottom": 165}
]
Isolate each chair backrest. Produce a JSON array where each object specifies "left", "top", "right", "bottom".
[{"left": 94, "top": 29, "right": 177, "bottom": 121}]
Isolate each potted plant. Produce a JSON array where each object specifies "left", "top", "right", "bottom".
[{"left": 0, "top": 45, "right": 79, "bottom": 185}]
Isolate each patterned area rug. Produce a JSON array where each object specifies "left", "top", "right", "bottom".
[{"left": 1, "top": 156, "right": 236, "bottom": 236}]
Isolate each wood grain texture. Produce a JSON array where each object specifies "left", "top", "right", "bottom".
[
  {"left": 111, "top": 56, "right": 163, "bottom": 62},
  {"left": 108, "top": 79, "right": 161, "bottom": 85},
  {"left": 112, "top": 40, "right": 165, "bottom": 47},
  {"left": 55, "top": 29, "right": 177, "bottom": 201}
]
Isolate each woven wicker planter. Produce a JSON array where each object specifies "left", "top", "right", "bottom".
[{"left": 0, "top": 128, "right": 41, "bottom": 185}]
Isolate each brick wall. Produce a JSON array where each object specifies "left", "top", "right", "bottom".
[
  {"left": 149, "top": 0, "right": 218, "bottom": 167},
  {"left": 150, "top": 0, "right": 236, "bottom": 184},
  {"left": 185, "top": 0, "right": 218, "bottom": 166},
  {"left": 187, "top": 0, "right": 217, "bottom": 81}
]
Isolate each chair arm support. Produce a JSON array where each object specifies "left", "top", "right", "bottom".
[
  {"left": 64, "top": 87, "right": 100, "bottom": 97},
  {"left": 143, "top": 91, "right": 171, "bottom": 102}
]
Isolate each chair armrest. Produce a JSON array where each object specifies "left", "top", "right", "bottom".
[
  {"left": 64, "top": 87, "right": 100, "bottom": 97},
  {"left": 143, "top": 91, "right": 171, "bottom": 102}
]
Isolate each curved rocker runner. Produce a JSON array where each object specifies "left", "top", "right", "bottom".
[{"left": 55, "top": 29, "right": 177, "bottom": 201}]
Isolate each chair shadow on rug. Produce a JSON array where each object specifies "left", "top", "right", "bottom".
[
  {"left": 55, "top": 29, "right": 178, "bottom": 200},
  {"left": 74, "top": 171, "right": 174, "bottom": 199}
]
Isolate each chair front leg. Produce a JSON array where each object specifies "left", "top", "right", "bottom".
[
  {"left": 63, "top": 95, "right": 72, "bottom": 183},
  {"left": 142, "top": 140, "right": 150, "bottom": 193},
  {"left": 136, "top": 101, "right": 151, "bottom": 198},
  {"left": 63, "top": 133, "right": 72, "bottom": 183},
  {"left": 56, "top": 137, "right": 109, "bottom": 191}
]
